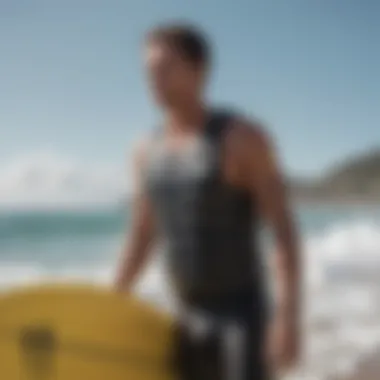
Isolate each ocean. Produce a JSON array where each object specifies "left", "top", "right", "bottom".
[{"left": 1, "top": 204, "right": 380, "bottom": 380}]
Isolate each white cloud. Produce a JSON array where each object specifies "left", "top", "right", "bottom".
[{"left": 0, "top": 150, "right": 131, "bottom": 209}]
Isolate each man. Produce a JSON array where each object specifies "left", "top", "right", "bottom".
[{"left": 115, "top": 23, "right": 301, "bottom": 380}]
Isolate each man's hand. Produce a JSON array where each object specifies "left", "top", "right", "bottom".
[{"left": 266, "top": 312, "right": 301, "bottom": 372}]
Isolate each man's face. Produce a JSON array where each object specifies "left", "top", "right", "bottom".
[{"left": 144, "top": 42, "right": 204, "bottom": 107}]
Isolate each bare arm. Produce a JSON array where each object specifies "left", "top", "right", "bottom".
[
  {"left": 114, "top": 142, "right": 156, "bottom": 292},
  {"left": 231, "top": 120, "right": 301, "bottom": 322}
]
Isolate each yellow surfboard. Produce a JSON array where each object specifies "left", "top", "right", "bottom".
[{"left": 0, "top": 284, "right": 175, "bottom": 380}]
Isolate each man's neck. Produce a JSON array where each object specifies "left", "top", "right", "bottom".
[{"left": 165, "top": 101, "right": 207, "bottom": 133}]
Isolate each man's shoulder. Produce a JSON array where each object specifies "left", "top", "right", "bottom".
[
  {"left": 131, "top": 132, "right": 157, "bottom": 167},
  {"left": 211, "top": 104, "right": 264, "bottom": 129},
  {"left": 220, "top": 108, "right": 270, "bottom": 151}
]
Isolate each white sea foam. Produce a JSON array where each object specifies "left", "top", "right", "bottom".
[{"left": 0, "top": 220, "right": 380, "bottom": 380}]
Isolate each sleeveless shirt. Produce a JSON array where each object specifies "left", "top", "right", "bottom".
[{"left": 144, "top": 110, "right": 265, "bottom": 304}]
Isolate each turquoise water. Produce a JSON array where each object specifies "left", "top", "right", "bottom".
[{"left": 1, "top": 204, "right": 380, "bottom": 278}]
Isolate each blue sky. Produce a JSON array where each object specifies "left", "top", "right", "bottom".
[{"left": 0, "top": 0, "right": 379, "bottom": 204}]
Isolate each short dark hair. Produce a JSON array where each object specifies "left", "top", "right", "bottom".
[{"left": 146, "top": 23, "right": 211, "bottom": 68}]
